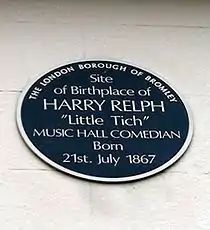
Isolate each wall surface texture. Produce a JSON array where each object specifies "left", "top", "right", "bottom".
[{"left": 1, "top": 0, "right": 210, "bottom": 229}]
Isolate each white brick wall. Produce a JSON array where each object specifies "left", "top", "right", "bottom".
[{"left": 0, "top": 1, "right": 210, "bottom": 229}]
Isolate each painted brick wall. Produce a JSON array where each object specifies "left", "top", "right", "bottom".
[{"left": 0, "top": 1, "right": 210, "bottom": 229}]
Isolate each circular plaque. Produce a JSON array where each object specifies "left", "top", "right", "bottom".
[{"left": 17, "top": 60, "right": 193, "bottom": 182}]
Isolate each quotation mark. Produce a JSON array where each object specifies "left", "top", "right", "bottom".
[
  {"left": 61, "top": 114, "right": 68, "bottom": 119},
  {"left": 143, "top": 116, "right": 149, "bottom": 121}
]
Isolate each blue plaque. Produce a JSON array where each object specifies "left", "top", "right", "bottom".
[{"left": 17, "top": 60, "right": 193, "bottom": 182}]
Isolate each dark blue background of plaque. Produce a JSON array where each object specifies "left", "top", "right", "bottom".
[{"left": 20, "top": 61, "right": 189, "bottom": 179}]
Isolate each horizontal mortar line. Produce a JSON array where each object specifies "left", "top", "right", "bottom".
[
  {"left": 183, "top": 94, "right": 210, "bottom": 97},
  {"left": 2, "top": 20, "right": 210, "bottom": 29},
  {"left": 8, "top": 168, "right": 53, "bottom": 171},
  {"left": 169, "top": 171, "right": 188, "bottom": 175},
  {"left": 122, "top": 24, "right": 210, "bottom": 29},
  {"left": 169, "top": 170, "right": 210, "bottom": 176},
  {"left": 0, "top": 205, "right": 27, "bottom": 208},
  {"left": 168, "top": 93, "right": 210, "bottom": 97},
  {"left": 0, "top": 90, "right": 22, "bottom": 93}
]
